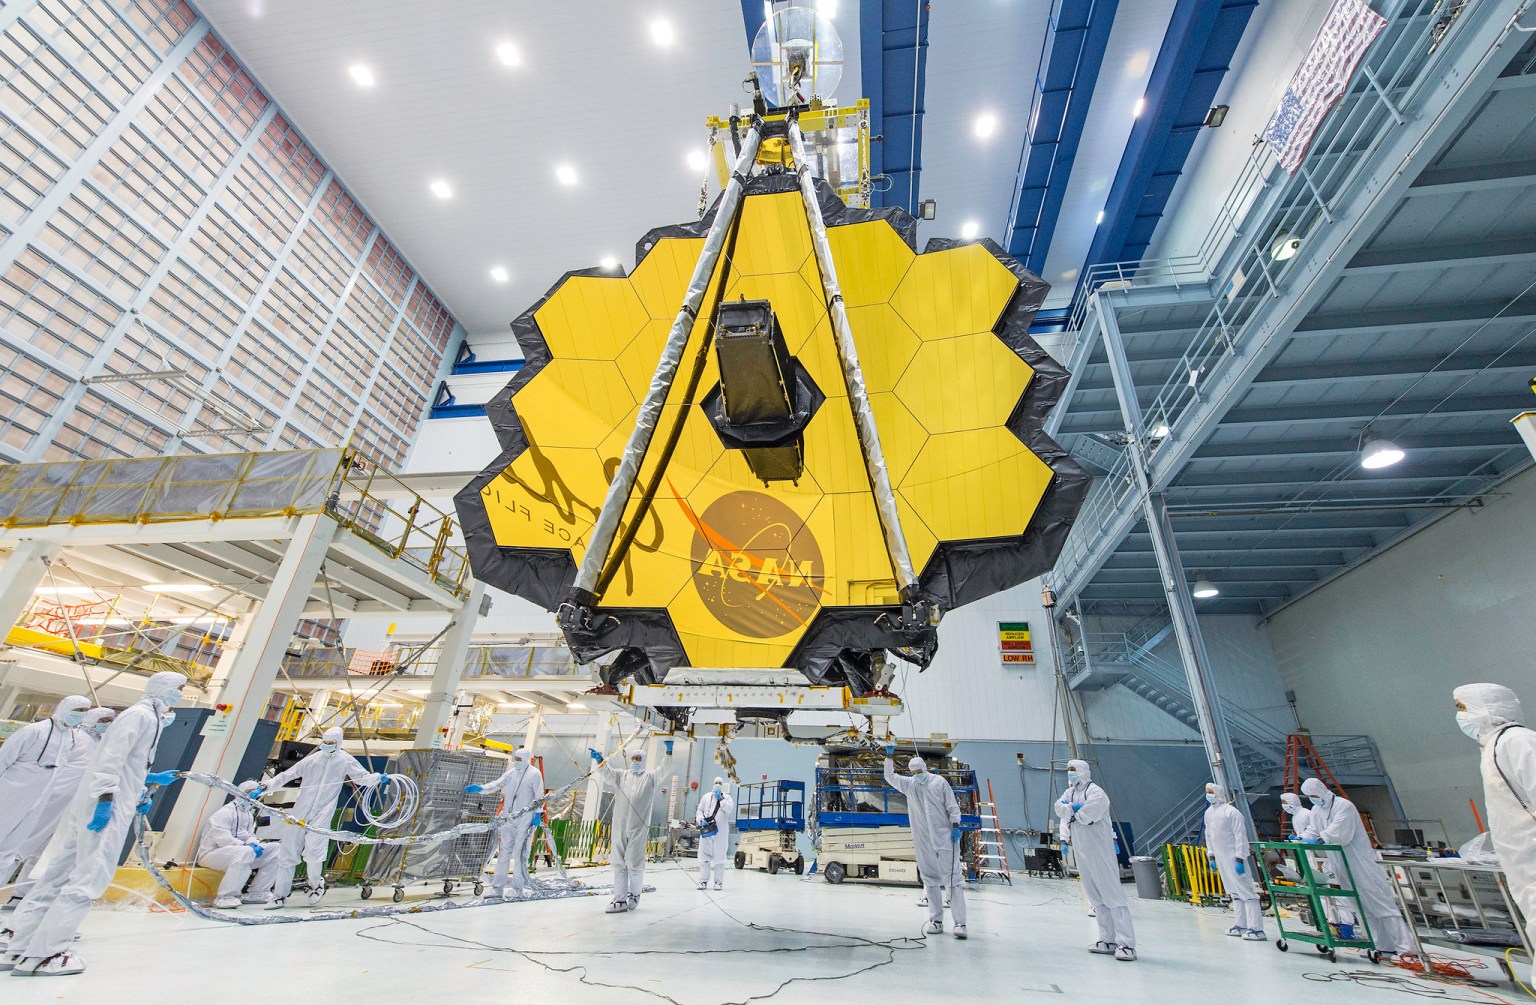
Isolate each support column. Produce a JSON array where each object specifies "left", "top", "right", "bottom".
[
  {"left": 522, "top": 708, "right": 544, "bottom": 753},
  {"left": 1095, "top": 297, "right": 1250, "bottom": 828},
  {"left": 582, "top": 715, "right": 613, "bottom": 825},
  {"left": 411, "top": 581, "right": 485, "bottom": 746},
  {"left": 0, "top": 541, "right": 60, "bottom": 637},
  {"left": 159, "top": 514, "right": 338, "bottom": 862}
]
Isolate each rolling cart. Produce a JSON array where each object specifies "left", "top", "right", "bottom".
[
  {"left": 734, "top": 780, "right": 806, "bottom": 875},
  {"left": 360, "top": 749, "right": 505, "bottom": 902},
  {"left": 1256, "top": 840, "right": 1380, "bottom": 963}
]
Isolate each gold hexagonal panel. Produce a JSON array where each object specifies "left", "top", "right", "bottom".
[{"left": 457, "top": 178, "right": 1086, "bottom": 677}]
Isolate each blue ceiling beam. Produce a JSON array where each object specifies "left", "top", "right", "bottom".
[
  {"left": 741, "top": 1, "right": 766, "bottom": 51},
  {"left": 1080, "top": 0, "right": 1257, "bottom": 271},
  {"left": 1003, "top": 0, "right": 1121, "bottom": 275},
  {"left": 861, "top": 0, "right": 931, "bottom": 215}
]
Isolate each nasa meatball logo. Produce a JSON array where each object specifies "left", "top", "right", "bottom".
[{"left": 687, "top": 491, "right": 825, "bottom": 638}]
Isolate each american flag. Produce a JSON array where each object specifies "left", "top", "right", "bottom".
[{"left": 1264, "top": 0, "right": 1388, "bottom": 174}]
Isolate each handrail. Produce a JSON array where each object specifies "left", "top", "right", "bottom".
[{"left": 1050, "top": 0, "right": 1479, "bottom": 602}]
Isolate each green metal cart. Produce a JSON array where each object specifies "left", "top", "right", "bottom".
[{"left": 1256, "top": 840, "right": 1381, "bottom": 963}]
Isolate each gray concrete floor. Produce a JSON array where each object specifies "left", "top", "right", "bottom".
[{"left": 4, "top": 862, "right": 1520, "bottom": 1003}]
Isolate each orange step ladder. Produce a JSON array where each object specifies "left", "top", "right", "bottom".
[{"left": 972, "top": 779, "right": 1012, "bottom": 885}]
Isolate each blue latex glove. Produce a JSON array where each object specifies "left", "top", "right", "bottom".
[
  {"left": 144, "top": 770, "right": 179, "bottom": 787},
  {"left": 951, "top": 825, "right": 961, "bottom": 843},
  {"left": 1305, "top": 837, "right": 1323, "bottom": 845},
  {"left": 1208, "top": 856, "right": 1218, "bottom": 870},
  {"left": 246, "top": 785, "right": 265, "bottom": 799},
  {"left": 884, "top": 743, "right": 895, "bottom": 756},
  {"left": 663, "top": 739, "right": 674, "bottom": 755},
  {"left": 465, "top": 784, "right": 484, "bottom": 794},
  {"left": 86, "top": 800, "right": 113, "bottom": 833},
  {"left": 378, "top": 773, "right": 389, "bottom": 785},
  {"left": 1071, "top": 802, "right": 1083, "bottom": 812},
  {"left": 250, "top": 843, "right": 264, "bottom": 859},
  {"left": 588, "top": 748, "right": 603, "bottom": 763},
  {"left": 1235, "top": 858, "right": 1246, "bottom": 876},
  {"left": 1287, "top": 834, "right": 1301, "bottom": 842},
  {"left": 136, "top": 789, "right": 153, "bottom": 815}
]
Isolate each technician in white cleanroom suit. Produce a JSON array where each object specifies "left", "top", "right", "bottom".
[
  {"left": 5, "top": 708, "right": 116, "bottom": 901},
  {"left": 0, "top": 696, "right": 92, "bottom": 884},
  {"left": 589, "top": 744, "right": 670, "bottom": 913},
  {"left": 465, "top": 746, "right": 544, "bottom": 899},
  {"left": 1203, "top": 782, "right": 1264, "bottom": 940},
  {"left": 1300, "top": 776, "right": 1413, "bottom": 954},
  {"left": 198, "top": 781, "right": 282, "bottom": 909},
  {"left": 1055, "top": 758, "right": 1136, "bottom": 961},
  {"left": 694, "top": 776, "right": 734, "bottom": 891},
  {"left": 245, "top": 725, "right": 385, "bottom": 907},
  {"left": 1453, "top": 683, "right": 1536, "bottom": 981},
  {"left": 884, "top": 749, "right": 968, "bottom": 939},
  {"left": 1281, "top": 792, "right": 1318, "bottom": 839},
  {"left": 1, "top": 672, "right": 186, "bottom": 977}
]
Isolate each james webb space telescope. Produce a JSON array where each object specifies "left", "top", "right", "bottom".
[{"left": 454, "top": 7, "right": 1088, "bottom": 739}]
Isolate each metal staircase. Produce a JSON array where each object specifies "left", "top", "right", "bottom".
[{"left": 1063, "top": 614, "right": 1395, "bottom": 850}]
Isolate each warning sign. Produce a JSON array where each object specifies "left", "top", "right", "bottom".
[{"left": 998, "top": 621, "right": 1034, "bottom": 666}]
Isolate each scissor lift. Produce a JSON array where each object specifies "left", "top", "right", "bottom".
[{"left": 734, "top": 779, "right": 806, "bottom": 875}]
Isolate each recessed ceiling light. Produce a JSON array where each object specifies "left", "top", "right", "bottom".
[
  {"left": 650, "top": 19, "right": 675, "bottom": 46},
  {"left": 1133, "top": 97, "right": 1146, "bottom": 118},
  {"left": 566, "top": 702, "right": 588, "bottom": 710},
  {"left": 348, "top": 64, "right": 375, "bottom": 88},
  {"left": 686, "top": 149, "right": 707, "bottom": 172},
  {"left": 555, "top": 164, "right": 578, "bottom": 186},
  {"left": 1095, "top": 210, "right": 1105, "bottom": 225},
  {"left": 35, "top": 586, "right": 95, "bottom": 597},
  {"left": 489, "top": 266, "right": 509, "bottom": 283},
  {"left": 496, "top": 41, "right": 521, "bottom": 67},
  {"left": 429, "top": 179, "right": 452, "bottom": 200},
  {"left": 600, "top": 256, "right": 619, "bottom": 271},
  {"left": 960, "top": 220, "right": 979, "bottom": 240},
  {"left": 973, "top": 113, "right": 998, "bottom": 139}
]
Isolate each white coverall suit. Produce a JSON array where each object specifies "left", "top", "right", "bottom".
[
  {"left": 885, "top": 756, "right": 967, "bottom": 932},
  {"left": 596, "top": 750, "right": 666, "bottom": 908},
  {"left": 1055, "top": 759, "right": 1135, "bottom": 951},
  {"left": 483, "top": 751, "right": 544, "bottom": 898},
  {"left": 253, "top": 728, "right": 381, "bottom": 901},
  {"left": 0, "top": 697, "right": 92, "bottom": 883},
  {"left": 1203, "top": 783, "right": 1263, "bottom": 934},
  {"left": 7, "top": 709, "right": 113, "bottom": 897},
  {"left": 197, "top": 785, "right": 282, "bottom": 903},
  {"left": 695, "top": 779, "right": 733, "bottom": 889},
  {"left": 4, "top": 672, "right": 186, "bottom": 975},
  {"left": 1301, "top": 776, "right": 1412, "bottom": 953},
  {"left": 1455, "top": 683, "right": 1536, "bottom": 982}
]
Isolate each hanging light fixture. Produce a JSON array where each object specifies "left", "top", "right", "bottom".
[
  {"left": 1270, "top": 234, "right": 1301, "bottom": 261},
  {"left": 1360, "top": 431, "right": 1405, "bottom": 469},
  {"left": 1191, "top": 574, "right": 1219, "bottom": 598}
]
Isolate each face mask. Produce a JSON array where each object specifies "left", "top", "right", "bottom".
[
  {"left": 1308, "top": 795, "right": 1325, "bottom": 807},
  {"left": 164, "top": 689, "right": 185, "bottom": 708},
  {"left": 320, "top": 743, "right": 338, "bottom": 754},
  {"left": 161, "top": 712, "right": 176, "bottom": 727},
  {"left": 62, "top": 711, "right": 86, "bottom": 727},
  {"left": 1456, "top": 711, "right": 1484, "bottom": 739},
  {"left": 1205, "top": 792, "right": 1218, "bottom": 804},
  {"left": 1066, "top": 772, "right": 1080, "bottom": 784},
  {"left": 1282, "top": 803, "right": 1299, "bottom": 816},
  {"left": 713, "top": 783, "right": 723, "bottom": 792},
  {"left": 94, "top": 720, "right": 113, "bottom": 736},
  {"left": 630, "top": 760, "right": 644, "bottom": 773}
]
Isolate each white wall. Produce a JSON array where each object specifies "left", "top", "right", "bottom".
[
  {"left": 1265, "top": 466, "right": 1536, "bottom": 845},
  {"left": 1144, "top": 0, "right": 1333, "bottom": 263}
]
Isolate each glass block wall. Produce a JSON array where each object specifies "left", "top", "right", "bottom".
[{"left": 0, "top": 0, "right": 463, "bottom": 468}]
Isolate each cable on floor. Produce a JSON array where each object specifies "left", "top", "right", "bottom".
[
  {"left": 1505, "top": 947, "right": 1536, "bottom": 1002},
  {"left": 1301, "top": 969, "right": 1514, "bottom": 1003}
]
